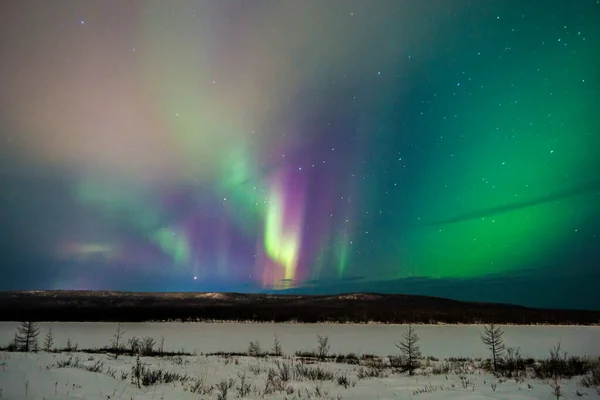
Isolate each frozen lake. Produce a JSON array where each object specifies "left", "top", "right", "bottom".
[{"left": 1, "top": 322, "right": 598, "bottom": 359}]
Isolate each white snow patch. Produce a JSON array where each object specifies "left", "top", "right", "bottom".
[
  {"left": 1, "top": 349, "right": 599, "bottom": 400},
  {"left": 334, "top": 294, "right": 381, "bottom": 301},
  {"left": 1, "top": 322, "right": 598, "bottom": 359},
  {"left": 195, "top": 292, "right": 232, "bottom": 300}
]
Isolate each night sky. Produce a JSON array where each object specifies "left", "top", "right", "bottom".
[{"left": 1, "top": 1, "right": 599, "bottom": 310}]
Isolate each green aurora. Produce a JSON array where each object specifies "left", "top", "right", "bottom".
[{"left": 0, "top": 0, "right": 598, "bottom": 308}]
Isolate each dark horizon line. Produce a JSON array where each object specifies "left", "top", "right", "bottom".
[{"left": 0, "top": 288, "right": 574, "bottom": 312}]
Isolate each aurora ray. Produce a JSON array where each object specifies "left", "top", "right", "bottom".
[{"left": 0, "top": 0, "right": 598, "bottom": 309}]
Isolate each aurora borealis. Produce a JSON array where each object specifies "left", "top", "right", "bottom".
[{"left": 1, "top": 0, "right": 599, "bottom": 309}]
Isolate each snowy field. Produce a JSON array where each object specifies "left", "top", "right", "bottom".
[
  {"left": 1, "top": 322, "right": 599, "bottom": 359},
  {"left": 0, "top": 322, "right": 599, "bottom": 399}
]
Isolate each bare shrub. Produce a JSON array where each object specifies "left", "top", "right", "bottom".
[
  {"left": 316, "top": 334, "right": 330, "bottom": 360},
  {"left": 236, "top": 372, "right": 252, "bottom": 397},
  {"left": 187, "top": 376, "right": 214, "bottom": 395},
  {"left": 298, "top": 364, "right": 335, "bottom": 381},
  {"left": 131, "top": 354, "right": 188, "bottom": 388},
  {"left": 273, "top": 359, "right": 291, "bottom": 382},
  {"left": 357, "top": 364, "right": 387, "bottom": 379},
  {"left": 311, "top": 382, "right": 331, "bottom": 398},
  {"left": 533, "top": 342, "right": 591, "bottom": 379},
  {"left": 295, "top": 350, "right": 318, "bottom": 359},
  {"left": 549, "top": 376, "right": 563, "bottom": 399},
  {"left": 110, "top": 323, "right": 125, "bottom": 359},
  {"left": 216, "top": 379, "right": 230, "bottom": 400},
  {"left": 335, "top": 353, "right": 360, "bottom": 364},
  {"left": 86, "top": 359, "right": 104, "bottom": 373},
  {"left": 140, "top": 336, "right": 156, "bottom": 356},
  {"left": 131, "top": 354, "right": 143, "bottom": 388},
  {"left": 495, "top": 346, "right": 526, "bottom": 379},
  {"left": 263, "top": 368, "right": 286, "bottom": 395},
  {"left": 54, "top": 356, "right": 84, "bottom": 368},
  {"left": 431, "top": 362, "right": 451, "bottom": 375},
  {"left": 105, "top": 366, "right": 116, "bottom": 379},
  {"left": 581, "top": 360, "right": 600, "bottom": 387},
  {"left": 413, "top": 384, "right": 451, "bottom": 395},
  {"left": 50, "top": 356, "right": 124, "bottom": 381},
  {"left": 336, "top": 373, "right": 355, "bottom": 388},
  {"left": 128, "top": 336, "right": 140, "bottom": 354},
  {"left": 459, "top": 374, "right": 474, "bottom": 389},
  {"left": 248, "top": 340, "right": 262, "bottom": 357},
  {"left": 143, "top": 368, "right": 186, "bottom": 386},
  {"left": 249, "top": 362, "right": 262, "bottom": 375},
  {"left": 389, "top": 355, "right": 403, "bottom": 368}
]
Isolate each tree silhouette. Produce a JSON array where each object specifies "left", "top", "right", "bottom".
[
  {"left": 110, "top": 323, "right": 125, "bottom": 359},
  {"left": 481, "top": 324, "right": 505, "bottom": 371},
  {"left": 43, "top": 327, "right": 54, "bottom": 352},
  {"left": 16, "top": 321, "right": 40, "bottom": 352},
  {"left": 396, "top": 325, "right": 421, "bottom": 375}
]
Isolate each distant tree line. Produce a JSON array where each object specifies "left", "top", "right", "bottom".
[{"left": 0, "top": 303, "right": 598, "bottom": 325}]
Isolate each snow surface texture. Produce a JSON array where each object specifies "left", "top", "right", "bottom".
[
  {"left": 1, "top": 351, "right": 598, "bottom": 400},
  {"left": 0, "top": 323, "right": 599, "bottom": 399},
  {"left": 1, "top": 322, "right": 599, "bottom": 359}
]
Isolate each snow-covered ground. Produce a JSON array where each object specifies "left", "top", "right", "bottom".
[
  {"left": 0, "top": 351, "right": 598, "bottom": 400},
  {"left": 0, "top": 323, "right": 599, "bottom": 399},
  {"left": 1, "top": 322, "right": 599, "bottom": 359}
]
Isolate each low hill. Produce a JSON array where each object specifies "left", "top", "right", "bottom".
[{"left": 1, "top": 290, "right": 598, "bottom": 324}]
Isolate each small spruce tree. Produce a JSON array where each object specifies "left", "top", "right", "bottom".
[
  {"left": 396, "top": 324, "right": 421, "bottom": 375},
  {"left": 272, "top": 333, "right": 282, "bottom": 356},
  {"left": 16, "top": 321, "right": 40, "bottom": 352},
  {"left": 481, "top": 324, "right": 505, "bottom": 372},
  {"left": 43, "top": 328, "right": 54, "bottom": 352}
]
